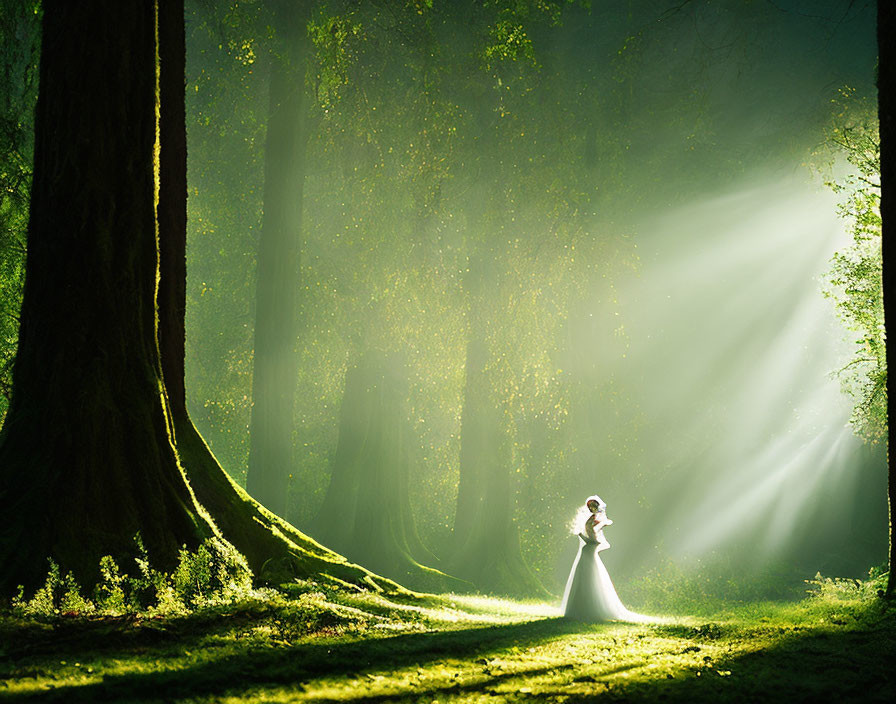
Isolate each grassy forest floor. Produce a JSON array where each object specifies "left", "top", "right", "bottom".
[{"left": 1, "top": 580, "right": 894, "bottom": 703}]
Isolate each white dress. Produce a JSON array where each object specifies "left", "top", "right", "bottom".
[{"left": 561, "top": 512, "right": 648, "bottom": 623}]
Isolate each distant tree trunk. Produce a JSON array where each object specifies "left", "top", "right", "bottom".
[
  {"left": 312, "top": 348, "right": 464, "bottom": 591},
  {"left": 452, "top": 293, "right": 495, "bottom": 555},
  {"left": 246, "top": 3, "right": 308, "bottom": 518},
  {"left": 879, "top": 0, "right": 896, "bottom": 599},
  {"left": 0, "top": 0, "right": 217, "bottom": 594},
  {"left": 155, "top": 0, "right": 401, "bottom": 593},
  {"left": 450, "top": 258, "right": 547, "bottom": 596}
]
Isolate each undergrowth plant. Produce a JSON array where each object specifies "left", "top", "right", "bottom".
[
  {"left": 11, "top": 535, "right": 254, "bottom": 619},
  {"left": 804, "top": 564, "right": 888, "bottom": 601}
]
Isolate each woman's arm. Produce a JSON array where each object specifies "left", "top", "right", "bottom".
[
  {"left": 594, "top": 513, "right": 613, "bottom": 530},
  {"left": 593, "top": 513, "right": 613, "bottom": 552}
]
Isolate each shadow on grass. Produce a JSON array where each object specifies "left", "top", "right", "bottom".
[
  {"left": 0, "top": 606, "right": 277, "bottom": 660},
  {"left": 1, "top": 617, "right": 583, "bottom": 702},
  {"left": 609, "top": 620, "right": 896, "bottom": 703},
  {"left": 3, "top": 610, "right": 895, "bottom": 703}
]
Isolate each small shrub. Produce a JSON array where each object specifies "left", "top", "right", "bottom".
[
  {"left": 59, "top": 572, "right": 94, "bottom": 615},
  {"left": 171, "top": 536, "right": 253, "bottom": 607},
  {"left": 128, "top": 534, "right": 169, "bottom": 609},
  {"left": 11, "top": 559, "right": 62, "bottom": 618},
  {"left": 94, "top": 555, "right": 126, "bottom": 613},
  {"left": 11, "top": 536, "right": 255, "bottom": 619},
  {"left": 805, "top": 565, "right": 887, "bottom": 602}
]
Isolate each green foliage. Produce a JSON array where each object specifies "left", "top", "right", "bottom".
[
  {"left": 11, "top": 537, "right": 254, "bottom": 619},
  {"left": 10, "top": 560, "right": 96, "bottom": 618},
  {"left": 308, "top": 9, "right": 362, "bottom": 111},
  {"left": 185, "top": 0, "right": 268, "bottom": 484},
  {"left": 11, "top": 559, "right": 61, "bottom": 618},
  {"left": 0, "top": 0, "right": 39, "bottom": 423},
  {"left": 804, "top": 564, "right": 888, "bottom": 602},
  {"left": 171, "top": 536, "right": 253, "bottom": 607},
  {"left": 59, "top": 572, "right": 95, "bottom": 615},
  {"left": 483, "top": 20, "right": 538, "bottom": 69},
  {"left": 94, "top": 555, "right": 127, "bottom": 613},
  {"left": 821, "top": 88, "right": 884, "bottom": 442}
]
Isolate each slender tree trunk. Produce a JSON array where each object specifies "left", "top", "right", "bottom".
[
  {"left": 446, "top": 84, "right": 546, "bottom": 595},
  {"left": 246, "top": 4, "right": 308, "bottom": 518},
  {"left": 452, "top": 296, "right": 493, "bottom": 555},
  {"left": 879, "top": 0, "right": 896, "bottom": 599},
  {"left": 0, "top": 0, "right": 217, "bottom": 595},
  {"left": 450, "top": 258, "right": 546, "bottom": 596},
  {"left": 155, "top": 0, "right": 402, "bottom": 593}
]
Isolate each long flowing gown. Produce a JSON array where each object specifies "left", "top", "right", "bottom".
[{"left": 561, "top": 513, "right": 649, "bottom": 623}]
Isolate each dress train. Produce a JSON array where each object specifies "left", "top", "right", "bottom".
[{"left": 561, "top": 540, "right": 650, "bottom": 623}]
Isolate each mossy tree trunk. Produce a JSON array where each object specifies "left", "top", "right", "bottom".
[
  {"left": 311, "top": 349, "right": 464, "bottom": 592},
  {"left": 0, "top": 0, "right": 218, "bottom": 596},
  {"left": 0, "top": 0, "right": 400, "bottom": 598},
  {"left": 156, "top": 0, "right": 401, "bottom": 593},
  {"left": 246, "top": 2, "right": 309, "bottom": 519},
  {"left": 879, "top": 0, "right": 896, "bottom": 599}
]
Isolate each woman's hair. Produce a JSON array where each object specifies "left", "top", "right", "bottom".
[{"left": 569, "top": 494, "right": 606, "bottom": 535}]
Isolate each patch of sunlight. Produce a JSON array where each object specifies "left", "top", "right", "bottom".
[
  {"left": 353, "top": 592, "right": 557, "bottom": 625},
  {"left": 444, "top": 593, "right": 560, "bottom": 619}
]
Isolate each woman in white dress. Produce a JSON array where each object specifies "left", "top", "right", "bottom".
[{"left": 561, "top": 495, "right": 649, "bottom": 623}]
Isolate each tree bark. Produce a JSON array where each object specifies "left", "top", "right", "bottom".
[
  {"left": 878, "top": 0, "right": 896, "bottom": 599},
  {"left": 0, "top": 0, "right": 216, "bottom": 595},
  {"left": 158, "top": 0, "right": 188, "bottom": 418},
  {"left": 246, "top": 3, "right": 308, "bottom": 519}
]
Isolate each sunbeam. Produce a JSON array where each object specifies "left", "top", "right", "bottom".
[{"left": 572, "top": 176, "right": 884, "bottom": 581}]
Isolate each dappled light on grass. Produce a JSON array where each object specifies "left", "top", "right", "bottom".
[
  {"left": 2, "top": 583, "right": 893, "bottom": 702},
  {"left": 446, "top": 594, "right": 561, "bottom": 619},
  {"left": 337, "top": 592, "right": 558, "bottom": 627}
]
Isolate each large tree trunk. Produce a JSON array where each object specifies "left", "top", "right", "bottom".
[
  {"left": 879, "top": 0, "right": 896, "bottom": 599},
  {"left": 0, "top": 0, "right": 218, "bottom": 595},
  {"left": 156, "top": 0, "right": 401, "bottom": 593},
  {"left": 311, "top": 348, "right": 464, "bottom": 591},
  {"left": 246, "top": 3, "right": 308, "bottom": 519}
]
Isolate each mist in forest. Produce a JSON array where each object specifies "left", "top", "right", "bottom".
[
  {"left": 566, "top": 178, "right": 887, "bottom": 589},
  {"left": 174, "top": 0, "right": 884, "bottom": 599}
]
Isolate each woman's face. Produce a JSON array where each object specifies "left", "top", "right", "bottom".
[{"left": 587, "top": 500, "right": 599, "bottom": 513}]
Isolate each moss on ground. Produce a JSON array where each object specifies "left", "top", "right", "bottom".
[{"left": 1, "top": 581, "right": 894, "bottom": 702}]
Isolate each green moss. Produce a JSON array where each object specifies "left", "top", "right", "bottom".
[{"left": 1, "top": 570, "right": 893, "bottom": 702}]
